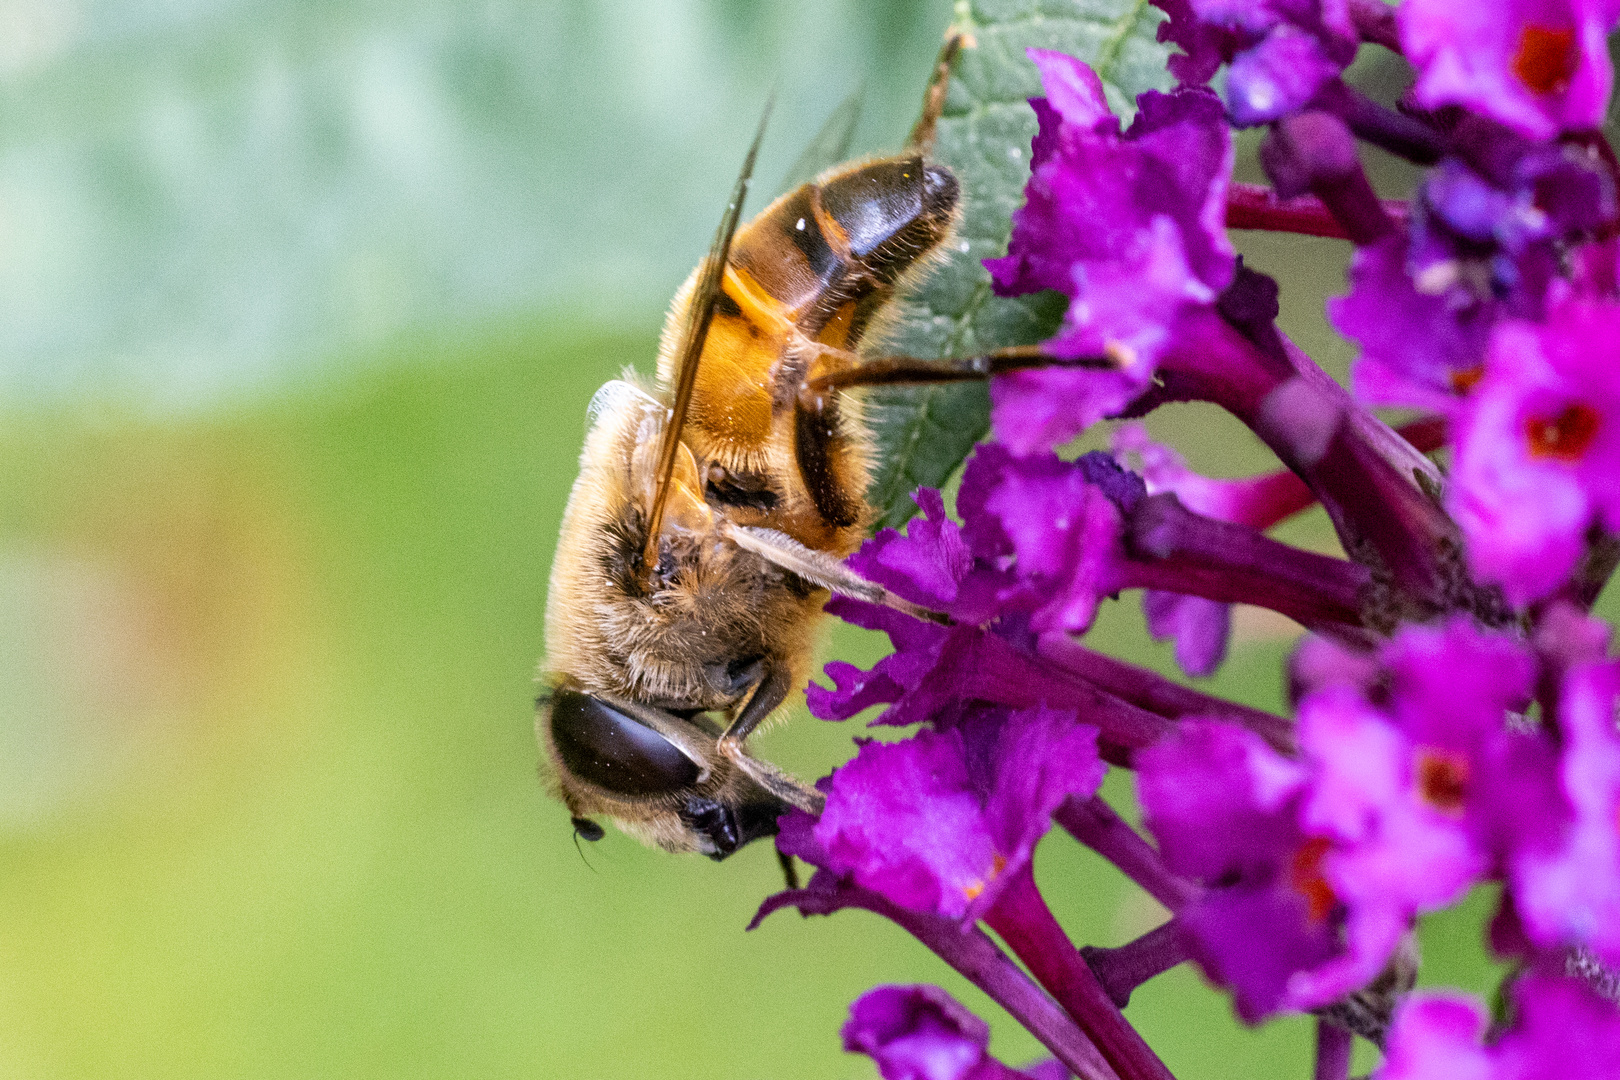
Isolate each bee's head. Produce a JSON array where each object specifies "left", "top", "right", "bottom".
[{"left": 536, "top": 685, "right": 790, "bottom": 857}]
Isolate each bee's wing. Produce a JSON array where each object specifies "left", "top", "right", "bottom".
[
  {"left": 641, "top": 98, "right": 773, "bottom": 573},
  {"left": 776, "top": 87, "right": 862, "bottom": 194}
]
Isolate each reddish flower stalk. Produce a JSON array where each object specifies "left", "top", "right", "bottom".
[
  {"left": 1227, "top": 183, "right": 1409, "bottom": 241},
  {"left": 983, "top": 866, "right": 1176, "bottom": 1080}
]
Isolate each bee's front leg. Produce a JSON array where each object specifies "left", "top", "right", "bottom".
[{"left": 715, "top": 663, "right": 826, "bottom": 816}]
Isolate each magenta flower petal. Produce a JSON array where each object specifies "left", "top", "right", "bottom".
[
  {"left": 842, "top": 984, "right": 993, "bottom": 1080},
  {"left": 1451, "top": 298, "right": 1620, "bottom": 605},
  {"left": 1331, "top": 234, "right": 1498, "bottom": 410},
  {"left": 1293, "top": 621, "right": 1538, "bottom": 999},
  {"left": 1378, "top": 993, "right": 1495, "bottom": 1080},
  {"left": 1225, "top": 24, "right": 1342, "bottom": 125},
  {"left": 956, "top": 446, "right": 1130, "bottom": 634},
  {"left": 1379, "top": 975, "right": 1620, "bottom": 1080},
  {"left": 813, "top": 708, "right": 1104, "bottom": 921},
  {"left": 1399, "top": 0, "right": 1620, "bottom": 140},
  {"left": 984, "top": 50, "right": 1235, "bottom": 450},
  {"left": 1494, "top": 972, "right": 1620, "bottom": 1079},
  {"left": 1511, "top": 660, "right": 1620, "bottom": 968},
  {"left": 1142, "top": 589, "right": 1231, "bottom": 677},
  {"left": 849, "top": 488, "right": 974, "bottom": 611},
  {"left": 1138, "top": 720, "right": 1346, "bottom": 1019}
]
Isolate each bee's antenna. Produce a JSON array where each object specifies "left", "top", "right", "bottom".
[{"left": 642, "top": 94, "right": 775, "bottom": 582}]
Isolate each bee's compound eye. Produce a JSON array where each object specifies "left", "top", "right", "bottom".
[
  {"left": 571, "top": 817, "right": 605, "bottom": 842},
  {"left": 549, "top": 689, "right": 701, "bottom": 797}
]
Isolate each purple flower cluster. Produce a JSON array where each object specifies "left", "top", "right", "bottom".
[{"left": 751, "top": 4, "right": 1620, "bottom": 1079}]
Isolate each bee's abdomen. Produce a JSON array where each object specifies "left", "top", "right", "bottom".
[{"left": 730, "top": 154, "right": 958, "bottom": 342}]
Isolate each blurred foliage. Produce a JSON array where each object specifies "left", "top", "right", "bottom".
[
  {"left": 0, "top": 2, "right": 1537, "bottom": 1079},
  {"left": 0, "top": 0, "right": 954, "bottom": 405}
]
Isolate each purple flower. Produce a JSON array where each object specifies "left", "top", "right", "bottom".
[
  {"left": 1152, "top": 0, "right": 1358, "bottom": 123},
  {"left": 1332, "top": 232, "right": 1503, "bottom": 411},
  {"left": 1399, "top": 0, "right": 1620, "bottom": 141},
  {"left": 843, "top": 984, "right": 1054, "bottom": 1080},
  {"left": 805, "top": 476, "right": 1129, "bottom": 727},
  {"left": 1378, "top": 974, "right": 1620, "bottom": 1080},
  {"left": 1141, "top": 589, "right": 1231, "bottom": 678},
  {"left": 1376, "top": 993, "right": 1495, "bottom": 1080},
  {"left": 955, "top": 445, "right": 1133, "bottom": 635},
  {"left": 1224, "top": 22, "right": 1348, "bottom": 125},
  {"left": 1510, "top": 660, "right": 1620, "bottom": 968},
  {"left": 1290, "top": 620, "right": 1537, "bottom": 1003},
  {"left": 810, "top": 707, "right": 1104, "bottom": 921},
  {"left": 1138, "top": 720, "right": 1342, "bottom": 1020},
  {"left": 1450, "top": 298, "right": 1620, "bottom": 605},
  {"left": 1141, "top": 622, "right": 1542, "bottom": 1019},
  {"left": 1333, "top": 144, "right": 1613, "bottom": 412},
  {"left": 985, "top": 50, "right": 1235, "bottom": 451}
]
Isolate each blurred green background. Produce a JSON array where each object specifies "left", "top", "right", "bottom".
[{"left": 0, "top": 2, "right": 1528, "bottom": 1078}]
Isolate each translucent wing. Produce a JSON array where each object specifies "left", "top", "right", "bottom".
[
  {"left": 777, "top": 87, "right": 862, "bottom": 194},
  {"left": 641, "top": 99, "right": 773, "bottom": 577}
]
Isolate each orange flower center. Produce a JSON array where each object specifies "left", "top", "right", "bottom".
[
  {"left": 1449, "top": 365, "right": 1484, "bottom": 394},
  {"left": 1290, "top": 837, "right": 1337, "bottom": 923},
  {"left": 1525, "top": 403, "right": 1600, "bottom": 461},
  {"left": 1415, "top": 748, "right": 1470, "bottom": 815},
  {"left": 1513, "top": 25, "right": 1578, "bottom": 96},
  {"left": 963, "top": 852, "right": 1008, "bottom": 901}
]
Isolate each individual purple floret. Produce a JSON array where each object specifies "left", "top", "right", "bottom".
[
  {"left": 1139, "top": 622, "right": 1547, "bottom": 1018},
  {"left": 843, "top": 984, "right": 1054, "bottom": 1080},
  {"left": 1376, "top": 992, "right": 1495, "bottom": 1080},
  {"left": 1450, "top": 297, "right": 1620, "bottom": 604},
  {"left": 1289, "top": 621, "right": 1543, "bottom": 1002},
  {"left": 1399, "top": 0, "right": 1620, "bottom": 141},
  {"left": 1379, "top": 974, "right": 1620, "bottom": 1079},
  {"left": 1332, "top": 140, "right": 1614, "bottom": 410},
  {"left": 1151, "top": 0, "right": 1359, "bottom": 123},
  {"left": 984, "top": 49, "right": 1235, "bottom": 451},
  {"left": 1331, "top": 233, "right": 1501, "bottom": 411},
  {"left": 1137, "top": 720, "right": 1342, "bottom": 1020},
  {"left": 954, "top": 444, "right": 1136, "bottom": 635},
  {"left": 811, "top": 707, "right": 1104, "bottom": 921},
  {"left": 1510, "top": 659, "right": 1620, "bottom": 969}
]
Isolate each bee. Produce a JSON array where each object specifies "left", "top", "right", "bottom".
[{"left": 537, "top": 37, "right": 1065, "bottom": 859}]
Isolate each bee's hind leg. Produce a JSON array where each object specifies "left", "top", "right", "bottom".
[
  {"left": 907, "top": 31, "right": 964, "bottom": 153},
  {"left": 715, "top": 663, "right": 827, "bottom": 817},
  {"left": 798, "top": 344, "right": 1118, "bottom": 403}
]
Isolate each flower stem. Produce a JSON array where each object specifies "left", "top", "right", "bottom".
[
  {"left": 754, "top": 875, "right": 1120, "bottom": 1080},
  {"left": 1315, "top": 81, "right": 1444, "bottom": 165},
  {"left": 984, "top": 866, "right": 1178, "bottom": 1080},
  {"left": 1036, "top": 635, "right": 1295, "bottom": 754},
  {"left": 1120, "top": 493, "right": 1371, "bottom": 633},
  {"left": 1262, "top": 111, "right": 1396, "bottom": 244},
  {"left": 1055, "top": 796, "right": 1199, "bottom": 913},
  {"left": 1081, "top": 920, "right": 1193, "bottom": 1008},
  {"left": 1226, "top": 183, "right": 1408, "bottom": 240},
  {"left": 1314, "top": 1019, "right": 1353, "bottom": 1080}
]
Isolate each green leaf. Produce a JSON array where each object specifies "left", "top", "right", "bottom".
[{"left": 864, "top": 0, "right": 1172, "bottom": 529}]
